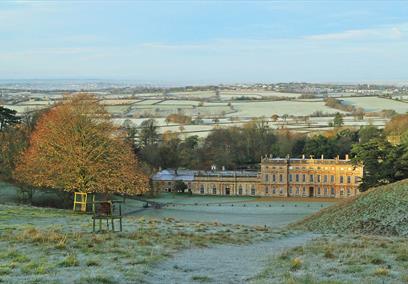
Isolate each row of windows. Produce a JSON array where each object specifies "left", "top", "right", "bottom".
[
  {"left": 263, "top": 186, "right": 354, "bottom": 196},
  {"left": 198, "top": 183, "right": 355, "bottom": 196},
  {"left": 199, "top": 184, "right": 256, "bottom": 195},
  {"left": 264, "top": 174, "right": 358, "bottom": 184},
  {"left": 264, "top": 166, "right": 354, "bottom": 171}
]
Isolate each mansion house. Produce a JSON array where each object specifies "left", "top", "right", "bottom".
[{"left": 152, "top": 155, "right": 363, "bottom": 198}]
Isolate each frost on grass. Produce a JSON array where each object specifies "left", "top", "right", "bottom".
[
  {"left": 251, "top": 235, "right": 408, "bottom": 284},
  {"left": 0, "top": 204, "right": 277, "bottom": 284},
  {"left": 294, "top": 179, "right": 408, "bottom": 236}
]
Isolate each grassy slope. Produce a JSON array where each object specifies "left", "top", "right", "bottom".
[{"left": 294, "top": 179, "right": 408, "bottom": 236}]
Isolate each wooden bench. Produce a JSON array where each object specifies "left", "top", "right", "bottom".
[{"left": 92, "top": 200, "right": 123, "bottom": 233}]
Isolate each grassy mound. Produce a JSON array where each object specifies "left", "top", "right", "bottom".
[{"left": 295, "top": 179, "right": 408, "bottom": 236}]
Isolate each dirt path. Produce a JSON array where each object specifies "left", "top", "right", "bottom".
[{"left": 144, "top": 233, "right": 317, "bottom": 284}]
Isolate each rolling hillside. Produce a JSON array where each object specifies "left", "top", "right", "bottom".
[{"left": 295, "top": 179, "right": 408, "bottom": 236}]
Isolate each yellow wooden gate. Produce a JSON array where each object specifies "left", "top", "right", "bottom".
[{"left": 73, "top": 192, "right": 88, "bottom": 212}]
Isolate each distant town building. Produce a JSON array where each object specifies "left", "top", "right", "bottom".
[{"left": 152, "top": 155, "right": 363, "bottom": 198}]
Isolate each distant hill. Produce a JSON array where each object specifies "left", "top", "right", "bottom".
[{"left": 294, "top": 179, "right": 408, "bottom": 236}]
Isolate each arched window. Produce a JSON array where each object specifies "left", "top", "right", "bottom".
[{"left": 200, "top": 185, "right": 205, "bottom": 194}]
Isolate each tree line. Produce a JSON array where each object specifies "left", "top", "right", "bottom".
[{"left": 2, "top": 97, "right": 408, "bottom": 194}]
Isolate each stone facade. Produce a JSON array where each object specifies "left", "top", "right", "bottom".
[
  {"left": 152, "top": 156, "right": 363, "bottom": 198},
  {"left": 259, "top": 155, "right": 363, "bottom": 198},
  {"left": 191, "top": 171, "right": 258, "bottom": 196}
]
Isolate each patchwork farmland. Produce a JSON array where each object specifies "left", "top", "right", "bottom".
[{"left": 2, "top": 89, "right": 407, "bottom": 138}]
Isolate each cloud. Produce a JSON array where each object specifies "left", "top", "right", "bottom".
[{"left": 305, "top": 24, "right": 407, "bottom": 41}]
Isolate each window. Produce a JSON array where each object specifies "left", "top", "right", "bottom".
[
  {"left": 238, "top": 185, "right": 243, "bottom": 195},
  {"left": 317, "top": 175, "right": 321, "bottom": 183},
  {"left": 289, "top": 187, "right": 293, "bottom": 194},
  {"left": 347, "top": 176, "right": 351, "bottom": 184},
  {"left": 302, "top": 174, "right": 306, "bottom": 182},
  {"left": 200, "top": 185, "right": 205, "bottom": 194},
  {"left": 340, "top": 176, "right": 344, "bottom": 184},
  {"left": 265, "top": 185, "right": 269, "bottom": 194},
  {"left": 340, "top": 188, "right": 344, "bottom": 196},
  {"left": 355, "top": 176, "right": 360, "bottom": 183},
  {"left": 324, "top": 175, "right": 328, "bottom": 183},
  {"left": 317, "top": 187, "right": 321, "bottom": 195},
  {"left": 303, "top": 187, "right": 306, "bottom": 195},
  {"left": 347, "top": 188, "right": 351, "bottom": 196},
  {"left": 324, "top": 187, "right": 328, "bottom": 196},
  {"left": 279, "top": 174, "right": 283, "bottom": 182},
  {"left": 212, "top": 185, "right": 217, "bottom": 195},
  {"left": 310, "top": 175, "right": 314, "bottom": 182},
  {"left": 264, "top": 174, "right": 269, "bottom": 182},
  {"left": 280, "top": 188, "right": 283, "bottom": 195},
  {"left": 331, "top": 187, "right": 335, "bottom": 196},
  {"left": 289, "top": 174, "right": 293, "bottom": 182},
  {"left": 296, "top": 187, "right": 300, "bottom": 195},
  {"left": 272, "top": 174, "right": 276, "bottom": 182},
  {"left": 251, "top": 187, "right": 256, "bottom": 196},
  {"left": 331, "top": 175, "right": 335, "bottom": 183},
  {"left": 272, "top": 188, "right": 276, "bottom": 194},
  {"left": 295, "top": 174, "right": 299, "bottom": 182}
]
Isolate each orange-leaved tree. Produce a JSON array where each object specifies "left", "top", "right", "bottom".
[{"left": 14, "top": 93, "right": 148, "bottom": 195}]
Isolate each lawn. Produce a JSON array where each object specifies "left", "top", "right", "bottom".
[
  {"left": 251, "top": 235, "right": 408, "bottom": 284},
  {"left": 0, "top": 204, "right": 278, "bottom": 284}
]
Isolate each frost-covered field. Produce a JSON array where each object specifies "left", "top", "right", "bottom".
[
  {"left": 341, "top": 97, "right": 408, "bottom": 113},
  {"left": 251, "top": 235, "right": 408, "bottom": 284},
  {"left": 220, "top": 90, "right": 302, "bottom": 99},
  {"left": 227, "top": 101, "right": 347, "bottom": 117},
  {"left": 16, "top": 100, "right": 53, "bottom": 106},
  {"left": 99, "top": 99, "right": 140, "bottom": 105},
  {"left": 0, "top": 204, "right": 280, "bottom": 284},
  {"left": 104, "top": 105, "right": 131, "bottom": 114},
  {"left": 157, "top": 100, "right": 202, "bottom": 106},
  {"left": 3, "top": 105, "right": 48, "bottom": 113}
]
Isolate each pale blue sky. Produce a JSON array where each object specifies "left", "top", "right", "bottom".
[{"left": 1, "top": 1, "right": 408, "bottom": 84}]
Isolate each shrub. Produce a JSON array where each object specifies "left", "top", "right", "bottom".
[
  {"left": 290, "top": 257, "right": 303, "bottom": 271},
  {"left": 374, "top": 267, "right": 389, "bottom": 276}
]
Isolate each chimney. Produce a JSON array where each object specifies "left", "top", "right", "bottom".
[
  {"left": 345, "top": 154, "right": 349, "bottom": 160},
  {"left": 321, "top": 154, "right": 324, "bottom": 160}
]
